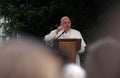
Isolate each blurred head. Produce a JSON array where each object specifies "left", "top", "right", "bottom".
[
  {"left": 0, "top": 39, "right": 63, "bottom": 78},
  {"left": 60, "top": 16, "right": 71, "bottom": 31},
  {"left": 85, "top": 38, "right": 120, "bottom": 78},
  {"left": 62, "top": 63, "right": 86, "bottom": 78}
]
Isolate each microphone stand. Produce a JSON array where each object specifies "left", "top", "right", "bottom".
[{"left": 55, "top": 30, "right": 66, "bottom": 39}]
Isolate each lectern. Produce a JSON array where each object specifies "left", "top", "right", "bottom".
[{"left": 54, "top": 39, "right": 81, "bottom": 63}]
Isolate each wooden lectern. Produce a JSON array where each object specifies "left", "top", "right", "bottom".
[{"left": 54, "top": 39, "right": 81, "bottom": 63}]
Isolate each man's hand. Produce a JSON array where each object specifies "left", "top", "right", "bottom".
[{"left": 56, "top": 26, "right": 64, "bottom": 34}]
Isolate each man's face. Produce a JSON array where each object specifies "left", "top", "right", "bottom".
[{"left": 61, "top": 17, "right": 71, "bottom": 31}]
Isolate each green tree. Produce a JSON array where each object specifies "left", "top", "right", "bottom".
[{"left": 0, "top": 0, "right": 117, "bottom": 40}]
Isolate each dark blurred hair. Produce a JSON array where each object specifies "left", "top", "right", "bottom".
[{"left": 85, "top": 38, "right": 120, "bottom": 78}]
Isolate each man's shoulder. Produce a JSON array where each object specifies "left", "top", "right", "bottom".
[
  {"left": 70, "top": 29, "right": 80, "bottom": 33},
  {"left": 50, "top": 29, "right": 57, "bottom": 32}
]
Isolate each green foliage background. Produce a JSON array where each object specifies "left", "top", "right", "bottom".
[{"left": 0, "top": 0, "right": 118, "bottom": 42}]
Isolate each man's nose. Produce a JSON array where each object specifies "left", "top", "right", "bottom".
[{"left": 66, "top": 23, "right": 70, "bottom": 25}]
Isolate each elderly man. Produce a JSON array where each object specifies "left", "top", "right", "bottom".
[{"left": 45, "top": 16, "right": 86, "bottom": 65}]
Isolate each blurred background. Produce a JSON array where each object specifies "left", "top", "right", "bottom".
[
  {"left": 0, "top": 1, "right": 120, "bottom": 64},
  {"left": 0, "top": 0, "right": 120, "bottom": 43}
]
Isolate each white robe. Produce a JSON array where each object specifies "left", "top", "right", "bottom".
[{"left": 45, "top": 29, "right": 86, "bottom": 65}]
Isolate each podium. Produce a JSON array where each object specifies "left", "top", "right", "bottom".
[{"left": 54, "top": 39, "right": 81, "bottom": 63}]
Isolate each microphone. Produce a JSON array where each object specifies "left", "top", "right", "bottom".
[{"left": 55, "top": 30, "right": 66, "bottom": 39}]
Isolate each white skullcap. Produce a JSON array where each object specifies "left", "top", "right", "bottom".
[{"left": 60, "top": 16, "right": 69, "bottom": 22}]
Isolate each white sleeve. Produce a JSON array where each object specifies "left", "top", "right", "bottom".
[
  {"left": 77, "top": 32, "right": 86, "bottom": 53},
  {"left": 73, "top": 30, "right": 86, "bottom": 47},
  {"left": 78, "top": 46, "right": 85, "bottom": 53},
  {"left": 44, "top": 30, "right": 57, "bottom": 42}
]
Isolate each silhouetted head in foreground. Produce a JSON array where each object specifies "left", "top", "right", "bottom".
[
  {"left": 62, "top": 63, "right": 86, "bottom": 78},
  {"left": 85, "top": 38, "right": 120, "bottom": 78},
  {"left": 0, "top": 38, "right": 63, "bottom": 78}
]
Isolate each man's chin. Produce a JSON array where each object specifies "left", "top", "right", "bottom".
[{"left": 65, "top": 28, "right": 70, "bottom": 31}]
